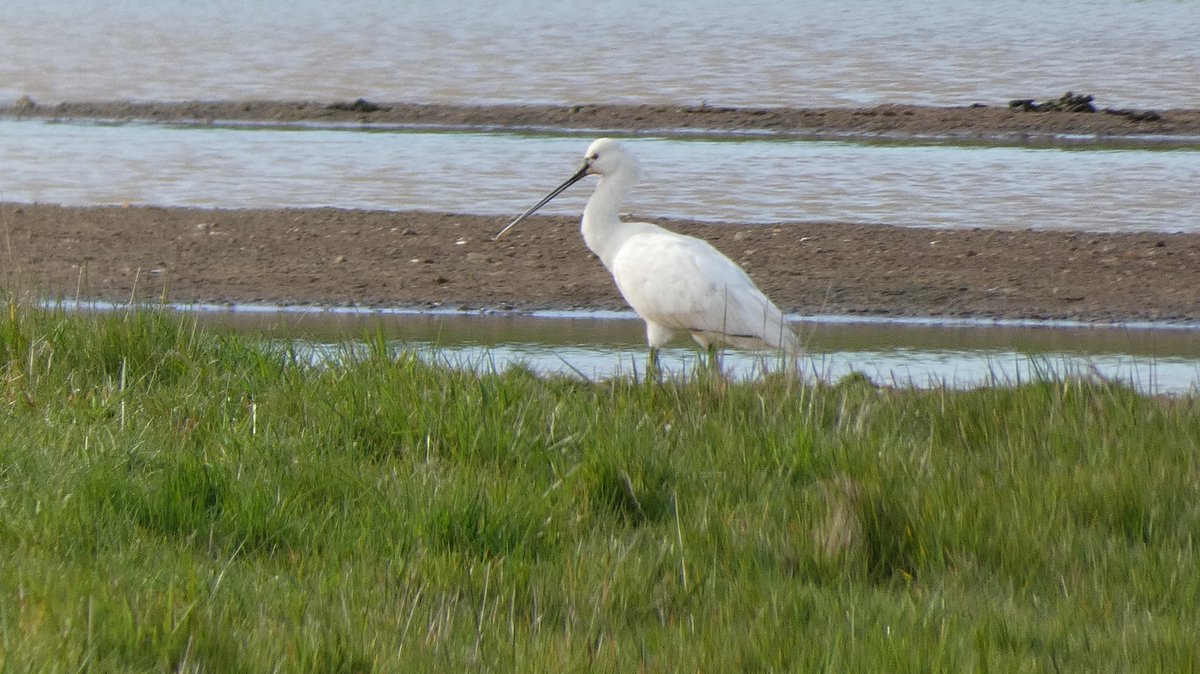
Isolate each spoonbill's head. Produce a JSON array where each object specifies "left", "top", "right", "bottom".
[
  {"left": 581, "top": 138, "right": 641, "bottom": 180},
  {"left": 493, "top": 138, "right": 639, "bottom": 240}
]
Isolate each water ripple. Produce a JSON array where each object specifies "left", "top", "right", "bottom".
[
  {"left": 3, "top": 121, "right": 1198, "bottom": 232},
  {"left": 2, "top": 0, "right": 1197, "bottom": 108}
]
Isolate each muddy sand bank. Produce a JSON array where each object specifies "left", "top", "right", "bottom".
[
  {"left": 7, "top": 97, "right": 1200, "bottom": 144},
  {"left": 4, "top": 204, "right": 1197, "bottom": 324}
]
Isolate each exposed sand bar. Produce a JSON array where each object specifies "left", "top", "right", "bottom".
[
  {"left": 3, "top": 205, "right": 1197, "bottom": 324},
  {"left": 6, "top": 99, "right": 1200, "bottom": 145}
]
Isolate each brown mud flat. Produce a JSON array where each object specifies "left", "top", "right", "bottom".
[
  {"left": 6, "top": 98, "right": 1200, "bottom": 142},
  {"left": 3, "top": 204, "right": 1197, "bottom": 324}
]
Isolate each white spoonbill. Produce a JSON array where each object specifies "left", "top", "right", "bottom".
[{"left": 496, "top": 138, "right": 798, "bottom": 366}]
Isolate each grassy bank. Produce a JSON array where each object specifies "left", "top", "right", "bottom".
[{"left": 1, "top": 301, "right": 1198, "bottom": 672}]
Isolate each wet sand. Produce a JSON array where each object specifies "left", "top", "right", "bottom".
[
  {"left": 4, "top": 204, "right": 1197, "bottom": 323},
  {"left": 3, "top": 99, "right": 1199, "bottom": 324}
]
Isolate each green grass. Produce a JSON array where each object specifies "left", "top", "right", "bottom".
[{"left": 1, "top": 299, "right": 1198, "bottom": 672}]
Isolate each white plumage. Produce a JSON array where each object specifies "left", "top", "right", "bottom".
[{"left": 497, "top": 138, "right": 798, "bottom": 360}]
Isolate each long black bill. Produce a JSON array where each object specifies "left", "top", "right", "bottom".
[{"left": 493, "top": 161, "right": 590, "bottom": 240}]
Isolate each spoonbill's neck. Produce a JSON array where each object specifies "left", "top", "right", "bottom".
[{"left": 581, "top": 167, "right": 640, "bottom": 269}]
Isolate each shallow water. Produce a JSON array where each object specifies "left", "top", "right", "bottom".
[
  {"left": 168, "top": 308, "right": 1200, "bottom": 396},
  {"left": 2, "top": 0, "right": 1197, "bottom": 109},
  {"left": 59, "top": 301, "right": 1200, "bottom": 395},
  {"left": 3, "top": 120, "right": 1199, "bottom": 232}
]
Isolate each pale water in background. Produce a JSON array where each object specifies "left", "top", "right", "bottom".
[{"left": 1, "top": 0, "right": 1197, "bottom": 108}]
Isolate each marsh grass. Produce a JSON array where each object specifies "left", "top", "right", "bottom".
[{"left": 1, "top": 299, "right": 1198, "bottom": 671}]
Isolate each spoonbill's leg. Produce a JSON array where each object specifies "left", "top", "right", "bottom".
[
  {"left": 646, "top": 346, "right": 662, "bottom": 381},
  {"left": 644, "top": 321, "right": 674, "bottom": 382},
  {"left": 705, "top": 342, "right": 722, "bottom": 375},
  {"left": 688, "top": 332, "right": 722, "bottom": 377}
]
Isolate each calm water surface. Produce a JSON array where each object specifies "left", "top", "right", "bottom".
[
  {"left": 3, "top": 121, "right": 1199, "bottom": 232},
  {"left": 1, "top": 0, "right": 1197, "bottom": 108}
]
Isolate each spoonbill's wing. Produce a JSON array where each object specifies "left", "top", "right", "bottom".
[{"left": 611, "top": 229, "right": 796, "bottom": 351}]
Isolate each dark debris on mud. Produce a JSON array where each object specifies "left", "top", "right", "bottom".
[{"left": 1009, "top": 91, "right": 1163, "bottom": 122}]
